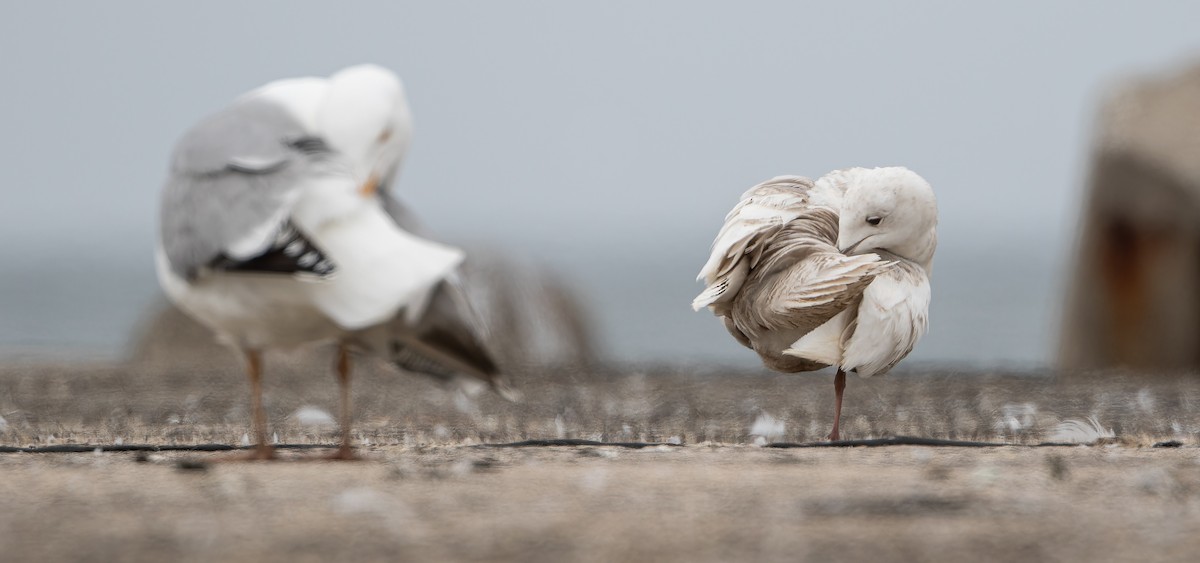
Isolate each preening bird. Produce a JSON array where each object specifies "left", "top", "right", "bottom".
[
  {"left": 693, "top": 168, "right": 937, "bottom": 440},
  {"left": 156, "top": 64, "right": 512, "bottom": 460}
]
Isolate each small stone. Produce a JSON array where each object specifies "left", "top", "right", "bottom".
[
  {"left": 1045, "top": 454, "right": 1069, "bottom": 481},
  {"left": 177, "top": 459, "right": 209, "bottom": 472}
]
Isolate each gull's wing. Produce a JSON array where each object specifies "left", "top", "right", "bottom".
[
  {"left": 695, "top": 175, "right": 891, "bottom": 358},
  {"left": 159, "top": 97, "right": 347, "bottom": 280},
  {"left": 730, "top": 217, "right": 891, "bottom": 345},
  {"left": 694, "top": 176, "right": 817, "bottom": 313},
  {"left": 376, "top": 193, "right": 515, "bottom": 399},
  {"left": 386, "top": 278, "right": 518, "bottom": 400},
  {"left": 740, "top": 250, "right": 890, "bottom": 335},
  {"left": 694, "top": 175, "right": 852, "bottom": 314}
]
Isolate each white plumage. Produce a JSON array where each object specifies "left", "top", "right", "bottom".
[
  {"left": 251, "top": 65, "right": 413, "bottom": 187},
  {"left": 157, "top": 65, "right": 506, "bottom": 460},
  {"left": 694, "top": 167, "right": 937, "bottom": 440}
]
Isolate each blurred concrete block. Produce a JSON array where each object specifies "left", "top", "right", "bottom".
[{"left": 1061, "top": 62, "right": 1200, "bottom": 371}]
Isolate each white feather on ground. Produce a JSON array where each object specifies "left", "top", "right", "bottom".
[
  {"left": 1048, "top": 417, "right": 1115, "bottom": 444},
  {"left": 749, "top": 411, "right": 786, "bottom": 445},
  {"left": 291, "top": 406, "right": 336, "bottom": 427}
]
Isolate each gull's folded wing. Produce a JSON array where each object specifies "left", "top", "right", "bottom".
[
  {"left": 159, "top": 97, "right": 345, "bottom": 280},
  {"left": 694, "top": 175, "right": 848, "bottom": 314},
  {"left": 696, "top": 174, "right": 891, "bottom": 365},
  {"left": 386, "top": 278, "right": 518, "bottom": 401}
]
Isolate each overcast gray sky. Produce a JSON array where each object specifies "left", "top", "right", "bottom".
[{"left": 3, "top": 2, "right": 1200, "bottom": 366}]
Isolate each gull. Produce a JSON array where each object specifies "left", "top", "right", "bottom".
[
  {"left": 156, "top": 65, "right": 512, "bottom": 460},
  {"left": 693, "top": 167, "right": 937, "bottom": 440}
]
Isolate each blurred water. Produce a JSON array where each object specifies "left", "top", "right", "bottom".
[
  {"left": 0, "top": 253, "right": 158, "bottom": 361},
  {"left": 0, "top": 234, "right": 1063, "bottom": 368}
]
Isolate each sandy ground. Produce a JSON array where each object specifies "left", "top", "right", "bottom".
[{"left": 2, "top": 359, "right": 1200, "bottom": 562}]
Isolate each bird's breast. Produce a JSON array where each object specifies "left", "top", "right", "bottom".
[{"left": 840, "top": 263, "right": 931, "bottom": 377}]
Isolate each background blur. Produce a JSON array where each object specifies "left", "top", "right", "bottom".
[{"left": 3, "top": 2, "right": 1200, "bottom": 368}]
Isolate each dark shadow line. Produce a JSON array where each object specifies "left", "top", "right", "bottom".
[
  {"left": 476, "top": 439, "right": 684, "bottom": 449},
  {"left": 765, "top": 436, "right": 1086, "bottom": 448},
  {"left": 1, "top": 437, "right": 1184, "bottom": 454},
  {"left": 0, "top": 443, "right": 339, "bottom": 454}
]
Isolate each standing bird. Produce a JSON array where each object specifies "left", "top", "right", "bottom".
[
  {"left": 693, "top": 168, "right": 937, "bottom": 440},
  {"left": 156, "top": 65, "right": 512, "bottom": 460}
]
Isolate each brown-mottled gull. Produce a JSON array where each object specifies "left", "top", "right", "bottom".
[{"left": 694, "top": 167, "right": 937, "bottom": 440}]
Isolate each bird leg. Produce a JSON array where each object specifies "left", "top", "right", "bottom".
[
  {"left": 328, "top": 344, "right": 358, "bottom": 460},
  {"left": 829, "top": 368, "right": 847, "bottom": 441},
  {"left": 244, "top": 349, "right": 274, "bottom": 460}
]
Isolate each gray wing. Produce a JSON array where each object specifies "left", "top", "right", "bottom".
[
  {"left": 159, "top": 97, "right": 339, "bottom": 279},
  {"left": 387, "top": 278, "right": 517, "bottom": 400},
  {"left": 378, "top": 193, "right": 515, "bottom": 399}
]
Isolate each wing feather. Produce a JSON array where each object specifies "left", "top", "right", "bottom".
[
  {"left": 385, "top": 279, "right": 518, "bottom": 401},
  {"left": 745, "top": 252, "right": 891, "bottom": 333},
  {"left": 159, "top": 97, "right": 343, "bottom": 280},
  {"left": 694, "top": 176, "right": 840, "bottom": 313}
]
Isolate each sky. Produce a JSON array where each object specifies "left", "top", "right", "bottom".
[{"left": 2, "top": 2, "right": 1200, "bottom": 367}]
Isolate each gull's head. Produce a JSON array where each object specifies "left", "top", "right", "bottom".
[
  {"left": 837, "top": 167, "right": 938, "bottom": 268},
  {"left": 319, "top": 64, "right": 413, "bottom": 196}
]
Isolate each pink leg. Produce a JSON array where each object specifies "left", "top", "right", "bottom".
[
  {"left": 327, "top": 345, "right": 358, "bottom": 460},
  {"left": 829, "top": 369, "right": 846, "bottom": 441},
  {"left": 245, "top": 350, "right": 274, "bottom": 460}
]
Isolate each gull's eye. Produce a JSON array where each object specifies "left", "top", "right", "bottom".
[
  {"left": 866, "top": 215, "right": 882, "bottom": 226},
  {"left": 377, "top": 127, "right": 393, "bottom": 143}
]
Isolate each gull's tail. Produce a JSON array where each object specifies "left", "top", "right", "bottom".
[{"left": 387, "top": 278, "right": 520, "bottom": 402}]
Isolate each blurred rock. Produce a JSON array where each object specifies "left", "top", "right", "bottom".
[
  {"left": 1060, "top": 61, "right": 1200, "bottom": 372},
  {"left": 127, "top": 250, "right": 597, "bottom": 375}
]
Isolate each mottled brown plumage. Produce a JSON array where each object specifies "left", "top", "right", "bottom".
[{"left": 695, "top": 168, "right": 938, "bottom": 440}]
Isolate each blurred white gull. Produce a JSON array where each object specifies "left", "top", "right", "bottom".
[
  {"left": 694, "top": 167, "right": 937, "bottom": 440},
  {"left": 156, "top": 64, "right": 513, "bottom": 460}
]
